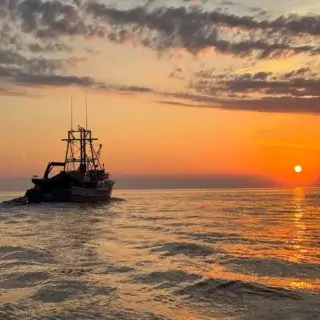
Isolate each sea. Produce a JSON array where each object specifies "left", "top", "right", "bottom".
[{"left": 0, "top": 188, "right": 319, "bottom": 320}]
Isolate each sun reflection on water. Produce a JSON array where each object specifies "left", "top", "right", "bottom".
[{"left": 291, "top": 187, "right": 307, "bottom": 263}]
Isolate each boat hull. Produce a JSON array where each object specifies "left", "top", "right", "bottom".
[
  {"left": 26, "top": 185, "right": 114, "bottom": 203},
  {"left": 70, "top": 186, "right": 114, "bottom": 203}
]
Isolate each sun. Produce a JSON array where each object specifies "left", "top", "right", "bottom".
[{"left": 294, "top": 165, "right": 303, "bottom": 173}]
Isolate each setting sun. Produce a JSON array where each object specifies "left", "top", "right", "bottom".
[{"left": 294, "top": 165, "right": 303, "bottom": 173}]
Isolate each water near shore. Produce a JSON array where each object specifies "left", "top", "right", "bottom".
[{"left": 0, "top": 188, "right": 319, "bottom": 320}]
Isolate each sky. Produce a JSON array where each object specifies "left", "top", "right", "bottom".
[{"left": 1, "top": 0, "right": 320, "bottom": 189}]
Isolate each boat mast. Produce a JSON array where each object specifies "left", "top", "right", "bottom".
[
  {"left": 71, "top": 96, "right": 73, "bottom": 130},
  {"left": 62, "top": 97, "right": 103, "bottom": 177},
  {"left": 85, "top": 97, "right": 89, "bottom": 170},
  {"left": 85, "top": 96, "right": 88, "bottom": 130},
  {"left": 64, "top": 97, "right": 73, "bottom": 170}
]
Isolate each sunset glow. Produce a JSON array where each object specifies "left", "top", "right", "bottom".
[{"left": 1, "top": 0, "right": 320, "bottom": 189}]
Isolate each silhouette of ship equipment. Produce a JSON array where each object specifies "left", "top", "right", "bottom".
[{"left": 25, "top": 124, "right": 115, "bottom": 203}]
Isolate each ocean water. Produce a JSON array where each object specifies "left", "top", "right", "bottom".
[{"left": 0, "top": 188, "right": 319, "bottom": 320}]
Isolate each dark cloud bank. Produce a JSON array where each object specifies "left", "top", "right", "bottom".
[
  {"left": 0, "top": 174, "right": 280, "bottom": 191},
  {"left": 1, "top": 0, "right": 320, "bottom": 113}
]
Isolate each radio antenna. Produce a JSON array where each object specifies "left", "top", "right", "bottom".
[
  {"left": 85, "top": 96, "right": 88, "bottom": 130},
  {"left": 70, "top": 96, "right": 73, "bottom": 130}
]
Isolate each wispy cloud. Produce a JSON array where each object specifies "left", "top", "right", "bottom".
[
  {"left": 1, "top": 0, "right": 320, "bottom": 113},
  {"left": 84, "top": 3, "right": 320, "bottom": 57},
  {"left": 256, "top": 140, "right": 320, "bottom": 149}
]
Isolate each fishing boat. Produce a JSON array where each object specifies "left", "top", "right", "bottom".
[{"left": 25, "top": 123, "right": 115, "bottom": 203}]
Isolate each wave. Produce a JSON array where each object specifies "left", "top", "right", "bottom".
[
  {"left": 0, "top": 271, "right": 50, "bottom": 289},
  {"left": 176, "top": 278, "right": 302, "bottom": 302},
  {"left": 224, "top": 256, "right": 320, "bottom": 279},
  {"left": 134, "top": 270, "right": 201, "bottom": 286},
  {"left": 176, "top": 231, "right": 283, "bottom": 246},
  {"left": 0, "top": 245, "right": 54, "bottom": 263},
  {"left": 33, "top": 280, "right": 116, "bottom": 303},
  {"left": 175, "top": 278, "right": 320, "bottom": 319},
  {"left": 151, "top": 242, "right": 215, "bottom": 257},
  {"left": 0, "top": 303, "right": 168, "bottom": 320}
]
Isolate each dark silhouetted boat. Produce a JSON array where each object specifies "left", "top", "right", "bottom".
[{"left": 25, "top": 121, "right": 115, "bottom": 203}]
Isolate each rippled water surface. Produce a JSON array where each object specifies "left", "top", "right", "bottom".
[{"left": 0, "top": 188, "right": 319, "bottom": 320}]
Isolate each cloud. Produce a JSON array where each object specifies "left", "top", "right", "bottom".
[
  {"left": 3, "top": 1, "right": 320, "bottom": 58},
  {"left": 156, "top": 100, "right": 198, "bottom": 107},
  {"left": 113, "top": 173, "right": 280, "bottom": 189},
  {"left": 8, "top": 0, "right": 317, "bottom": 58},
  {"left": 1, "top": 1, "right": 320, "bottom": 114},
  {"left": 0, "top": 45, "right": 74, "bottom": 95},
  {"left": 84, "top": 3, "right": 320, "bottom": 58},
  {"left": 0, "top": 62, "right": 153, "bottom": 94},
  {"left": 161, "top": 94, "right": 320, "bottom": 114},
  {"left": 2, "top": 0, "right": 108, "bottom": 40},
  {"left": 175, "top": 65, "right": 320, "bottom": 113},
  {"left": 215, "top": 70, "right": 320, "bottom": 96},
  {"left": 28, "top": 42, "right": 72, "bottom": 53},
  {"left": 10, "top": 0, "right": 85, "bottom": 38},
  {"left": 0, "top": 48, "right": 64, "bottom": 73},
  {"left": 0, "top": 1, "right": 156, "bottom": 95},
  {"left": 0, "top": 1, "right": 79, "bottom": 94},
  {"left": 210, "top": 96, "right": 320, "bottom": 114},
  {"left": 0, "top": 84, "right": 32, "bottom": 97},
  {"left": 256, "top": 140, "right": 320, "bottom": 150}
]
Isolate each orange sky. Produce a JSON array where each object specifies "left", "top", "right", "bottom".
[
  {"left": 1, "top": 0, "right": 320, "bottom": 188},
  {"left": 1, "top": 89, "right": 320, "bottom": 187}
]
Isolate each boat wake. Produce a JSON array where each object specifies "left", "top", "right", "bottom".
[
  {"left": 0, "top": 196, "right": 125, "bottom": 207},
  {"left": 0, "top": 196, "right": 28, "bottom": 206}
]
